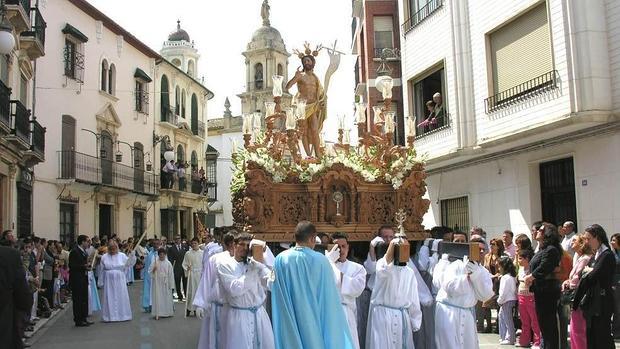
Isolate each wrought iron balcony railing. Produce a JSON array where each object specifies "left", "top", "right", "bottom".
[
  {"left": 194, "top": 120, "right": 205, "bottom": 138},
  {"left": 64, "top": 47, "right": 85, "bottom": 82},
  {"left": 10, "top": 100, "right": 31, "bottom": 145},
  {"left": 402, "top": 0, "right": 443, "bottom": 35},
  {"left": 30, "top": 118, "right": 45, "bottom": 157},
  {"left": 0, "top": 79, "right": 11, "bottom": 131},
  {"left": 135, "top": 89, "right": 149, "bottom": 113},
  {"left": 485, "top": 70, "right": 559, "bottom": 113},
  {"left": 57, "top": 150, "right": 159, "bottom": 196},
  {"left": 5, "top": 0, "right": 30, "bottom": 16},
  {"left": 160, "top": 106, "right": 177, "bottom": 124},
  {"left": 21, "top": 6, "right": 46, "bottom": 48}
]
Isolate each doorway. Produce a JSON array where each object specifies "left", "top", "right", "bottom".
[
  {"left": 539, "top": 157, "right": 577, "bottom": 228},
  {"left": 99, "top": 204, "right": 112, "bottom": 239},
  {"left": 179, "top": 210, "right": 187, "bottom": 240}
]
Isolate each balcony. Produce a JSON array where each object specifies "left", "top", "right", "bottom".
[
  {"left": 26, "top": 118, "right": 45, "bottom": 163},
  {"left": 160, "top": 173, "right": 207, "bottom": 197},
  {"left": 57, "top": 150, "right": 159, "bottom": 196},
  {"left": 485, "top": 70, "right": 559, "bottom": 113},
  {"left": 6, "top": 100, "right": 31, "bottom": 149},
  {"left": 373, "top": 47, "right": 399, "bottom": 59},
  {"left": 64, "top": 47, "right": 84, "bottom": 83},
  {"left": 0, "top": 80, "right": 11, "bottom": 135},
  {"left": 194, "top": 120, "right": 205, "bottom": 138},
  {"left": 135, "top": 89, "right": 149, "bottom": 114},
  {"left": 20, "top": 7, "right": 46, "bottom": 60},
  {"left": 402, "top": 0, "right": 443, "bottom": 35},
  {"left": 160, "top": 106, "right": 177, "bottom": 125},
  {"left": 5, "top": 0, "right": 31, "bottom": 33}
]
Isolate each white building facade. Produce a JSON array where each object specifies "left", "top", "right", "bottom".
[
  {"left": 33, "top": 0, "right": 212, "bottom": 244},
  {"left": 397, "top": 0, "right": 620, "bottom": 236}
]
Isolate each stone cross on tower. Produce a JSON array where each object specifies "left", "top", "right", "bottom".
[{"left": 261, "top": 0, "right": 270, "bottom": 26}]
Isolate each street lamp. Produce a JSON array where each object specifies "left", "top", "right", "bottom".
[{"left": 0, "top": 1, "right": 15, "bottom": 55}]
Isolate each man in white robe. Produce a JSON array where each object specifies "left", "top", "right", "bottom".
[
  {"left": 182, "top": 237, "right": 204, "bottom": 316},
  {"left": 217, "top": 232, "right": 274, "bottom": 349},
  {"left": 99, "top": 241, "right": 132, "bottom": 322},
  {"left": 150, "top": 248, "right": 175, "bottom": 319},
  {"left": 433, "top": 254, "right": 494, "bottom": 349},
  {"left": 325, "top": 232, "right": 366, "bottom": 349},
  {"left": 194, "top": 232, "right": 235, "bottom": 349},
  {"left": 366, "top": 238, "right": 422, "bottom": 349}
]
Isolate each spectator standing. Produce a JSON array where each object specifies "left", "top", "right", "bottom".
[
  {"left": 610, "top": 233, "right": 620, "bottom": 339},
  {"left": 560, "top": 221, "right": 577, "bottom": 258},
  {"left": 162, "top": 160, "right": 176, "bottom": 189},
  {"left": 574, "top": 224, "right": 616, "bottom": 349},
  {"left": 517, "top": 249, "right": 541, "bottom": 348},
  {"left": 177, "top": 163, "right": 186, "bottom": 191},
  {"left": 524, "top": 223, "right": 562, "bottom": 349},
  {"left": 497, "top": 256, "right": 518, "bottom": 345},
  {"left": 69, "top": 235, "right": 93, "bottom": 327},
  {"left": 0, "top": 245, "right": 33, "bottom": 349},
  {"left": 561, "top": 234, "right": 591, "bottom": 349},
  {"left": 503, "top": 230, "right": 516, "bottom": 258}
]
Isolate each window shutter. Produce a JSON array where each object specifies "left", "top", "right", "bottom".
[{"left": 490, "top": 3, "right": 552, "bottom": 93}]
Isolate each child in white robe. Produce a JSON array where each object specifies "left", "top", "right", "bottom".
[{"left": 150, "top": 248, "right": 175, "bottom": 320}]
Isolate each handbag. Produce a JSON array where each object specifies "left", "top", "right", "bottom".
[{"left": 560, "top": 288, "right": 575, "bottom": 305}]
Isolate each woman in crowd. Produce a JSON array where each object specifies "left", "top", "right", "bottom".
[
  {"left": 481, "top": 238, "right": 506, "bottom": 333},
  {"left": 525, "top": 222, "right": 562, "bottom": 349},
  {"left": 41, "top": 239, "right": 55, "bottom": 307},
  {"left": 574, "top": 224, "right": 615, "bottom": 349},
  {"left": 514, "top": 234, "right": 533, "bottom": 271},
  {"left": 610, "top": 233, "right": 620, "bottom": 339},
  {"left": 561, "top": 233, "right": 592, "bottom": 349}
]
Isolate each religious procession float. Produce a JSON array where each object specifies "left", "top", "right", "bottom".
[{"left": 230, "top": 42, "right": 430, "bottom": 242}]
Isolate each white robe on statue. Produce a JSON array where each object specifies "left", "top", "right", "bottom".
[
  {"left": 99, "top": 252, "right": 132, "bottom": 322},
  {"left": 182, "top": 248, "right": 204, "bottom": 311},
  {"left": 194, "top": 251, "right": 231, "bottom": 349},
  {"left": 150, "top": 258, "right": 175, "bottom": 317},
  {"left": 333, "top": 260, "right": 367, "bottom": 349},
  {"left": 217, "top": 257, "right": 275, "bottom": 349},
  {"left": 366, "top": 257, "right": 422, "bottom": 349},
  {"left": 433, "top": 256, "right": 494, "bottom": 349}
]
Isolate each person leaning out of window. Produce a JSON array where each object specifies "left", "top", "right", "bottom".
[{"left": 573, "top": 224, "right": 616, "bottom": 349}]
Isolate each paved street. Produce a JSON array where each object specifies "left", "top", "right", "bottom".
[{"left": 30, "top": 280, "right": 603, "bottom": 349}]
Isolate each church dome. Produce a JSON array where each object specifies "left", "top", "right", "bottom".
[
  {"left": 168, "top": 20, "right": 190, "bottom": 42},
  {"left": 248, "top": 25, "right": 286, "bottom": 52}
]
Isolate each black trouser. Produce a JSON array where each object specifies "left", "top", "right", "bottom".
[
  {"left": 534, "top": 281, "right": 560, "bottom": 349},
  {"left": 613, "top": 285, "right": 620, "bottom": 338},
  {"left": 587, "top": 311, "right": 615, "bottom": 348},
  {"left": 70, "top": 276, "right": 88, "bottom": 324},
  {"left": 174, "top": 271, "right": 186, "bottom": 300},
  {"left": 41, "top": 279, "right": 54, "bottom": 307},
  {"left": 558, "top": 304, "right": 569, "bottom": 349}
]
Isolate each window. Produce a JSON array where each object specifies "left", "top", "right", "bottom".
[
  {"left": 486, "top": 3, "right": 554, "bottom": 111},
  {"left": 100, "top": 59, "right": 108, "bottom": 91},
  {"left": 181, "top": 89, "right": 186, "bottom": 118},
  {"left": 277, "top": 63, "right": 283, "bottom": 76},
  {"left": 172, "top": 58, "right": 181, "bottom": 67},
  {"left": 205, "top": 145, "right": 219, "bottom": 202},
  {"left": 132, "top": 210, "right": 145, "bottom": 239},
  {"left": 410, "top": 65, "right": 447, "bottom": 136},
  {"left": 0, "top": 55, "right": 8, "bottom": 84},
  {"left": 135, "top": 80, "right": 149, "bottom": 113},
  {"left": 107, "top": 64, "right": 116, "bottom": 95},
  {"left": 191, "top": 93, "right": 198, "bottom": 135},
  {"left": 63, "top": 38, "right": 84, "bottom": 82},
  {"left": 373, "top": 16, "right": 394, "bottom": 57},
  {"left": 403, "top": 0, "right": 443, "bottom": 33},
  {"left": 441, "top": 196, "right": 469, "bottom": 233},
  {"left": 19, "top": 74, "right": 27, "bottom": 105},
  {"left": 254, "top": 63, "right": 263, "bottom": 89},
  {"left": 160, "top": 75, "right": 170, "bottom": 122},
  {"left": 175, "top": 86, "right": 180, "bottom": 116},
  {"left": 59, "top": 203, "right": 77, "bottom": 246},
  {"left": 187, "top": 60, "right": 195, "bottom": 77}
]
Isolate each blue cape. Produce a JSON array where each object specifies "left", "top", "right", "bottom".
[
  {"left": 141, "top": 249, "right": 156, "bottom": 309},
  {"left": 271, "top": 247, "right": 354, "bottom": 349}
]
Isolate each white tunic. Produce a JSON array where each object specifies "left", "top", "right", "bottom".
[
  {"left": 217, "top": 257, "right": 274, "bottom": 349},
  {"left": 334, "top": 260, "right": 366, "bottom": 349},
  {"left": 367, "top": 257, "right": 422, "bottom": 349},
  {"left": 100, "top": 253, "right": 132, "bottom": 322},
  {"left": 182, "top": 249, "right": 204, "bottom": 311},
  {"left": 194, "top": 251, "right": 231, "bottom": 349},
  {"left": 150, "top": 258, "right": 175, "bottom": 317},
  {"left": 433, "top": 258, "right": 494, "bottom": 349}
]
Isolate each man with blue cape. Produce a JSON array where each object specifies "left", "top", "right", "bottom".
[
  {"left": 271, "top": 221, "right": 354, "bottom": 349},
  {"left": 142, "top": 238, "right": 160, "bottom": 312}
]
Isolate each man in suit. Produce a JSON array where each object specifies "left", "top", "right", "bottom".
[
  {"left": 0, "top": 245, "right": 33, "bottom": 349},
  {"left": 69, "top": 235, "right": 93, "bottom": 327},
  {"left": 168, "top": 235, "right": 187, "bottom": 301}
]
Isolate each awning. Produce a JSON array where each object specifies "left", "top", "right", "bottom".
[
  {"left": 134, "top": 68, "right": 152, "bottom": 82},
  {"left": 62, "top": 23, "right": 88, "bottom": 43}
]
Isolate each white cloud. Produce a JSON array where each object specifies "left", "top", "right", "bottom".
[{"left": 87, "top": 0, "right": 356, "bottom": 143}]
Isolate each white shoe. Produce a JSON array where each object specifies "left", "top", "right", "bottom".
[
  {"left": 532, "top": 346, "right": 541, "bottom": 349},
  {"left": 500, "top": 340, "right": 514, "bottom": 345}
]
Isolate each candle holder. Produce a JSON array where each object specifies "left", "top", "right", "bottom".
[
  {"left": 337, "top": 128, "right": 344, "bottom": 144},
  {"left": 243, "top": 133, "right": 252, "bottom": 148}
]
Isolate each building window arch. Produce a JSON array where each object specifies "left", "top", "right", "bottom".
[
  {"left": 191, "top": 93, "right": 198, "bottom": 135},
  {"left": 277, "top": 63, "right": 283, "bottom": 76},
  {"left": 254, "top": 63, "right": 263, "bottom": 89},
  {"left": 187, "top": 60, "right": 195, "bottom": 77},
  {"left": 172, "top": 58, "right": 181, "bottom": 67},
  {"left": 176, "top": 144, "right": 185, "bottom": 164},
  {"left": 160, "top": 74, "right": 170, "bottom": 121},
  {"left": 107, "top": 63, "right": 116, "bottom": 95},
  {"left": 100, "top": 59, "right": 108, "bottom": 91}
]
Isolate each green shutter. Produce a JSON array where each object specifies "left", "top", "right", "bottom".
[{"left": 490, "top": 3, "right": 552, "bottom": 94}]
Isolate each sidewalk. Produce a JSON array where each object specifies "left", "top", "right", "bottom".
[{"left": 24, "top": 301, "right": 71, "bottom": 347}]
